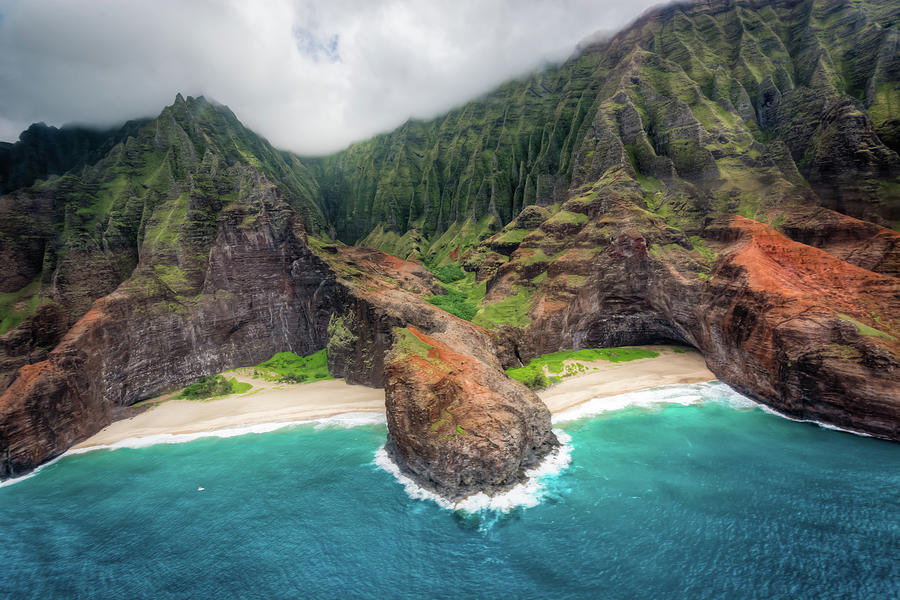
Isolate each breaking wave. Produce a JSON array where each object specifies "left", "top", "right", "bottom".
[{"left": 374, "top": 429, "right": 573, "bottom": 514}]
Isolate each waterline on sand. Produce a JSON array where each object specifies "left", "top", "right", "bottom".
[
  {"left": 551, "top": 380, "right": 756, "bottom": 424},
  {"left": 0, "top": 412, "right": 387, "bottom": 489}
]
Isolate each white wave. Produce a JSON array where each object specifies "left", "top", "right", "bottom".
[
  {"left": 0, "top": 411, "right": 387, "bottom": 489},
  {"left": 550, "top": 380, "right": 874, "bottom": 439},
  {"left": 67, "top": 412, "right": 387, "bottom": 455},
  {"left": 755, "top": 403, "right": 873, "bottom": 438},
  {"left": 374, "top": 429, "right": 573, "bottom": 513},
  {"left": 0, "top": 453, "right": 68, "bottom": 489},
  {"left": 551, "top": 381, "right": 757, "bottom": 424},
  {"left": 313, "top": 412, "right": 386, "bottom": 430}
]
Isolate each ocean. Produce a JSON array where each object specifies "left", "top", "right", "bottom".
[{"left": 1, "top": 382, "right": 897, "bottom": 599}]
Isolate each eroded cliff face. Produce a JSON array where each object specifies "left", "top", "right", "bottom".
[
  {"left": 0, "top": 181, "right": 556, "bottom": 492},
  {"left": 1, "top": 0, "right": 899, "bottom": 494},
  {"left": 701, "top": 217, "right": 899, "bottom": 437},
  {"left": 384, "top": 328, "right": 557, "bottom": 500},
  {"left": 0, "top": 203, "right": 337, "bottom": 477},
  {"left": 478, "top": 193, "right": 899, "bottom": 440}
]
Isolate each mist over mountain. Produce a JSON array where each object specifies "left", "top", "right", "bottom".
[{"left": 0, "top": 0, "right": 662, "bottom": 154}]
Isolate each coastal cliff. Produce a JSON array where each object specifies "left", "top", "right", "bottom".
[
  {"left": 313, "top": 0, "right": 900, "bottom": 439},
  {"left": 385, "top": 327, "right": 557, "bottom": 500},
  {"left": 1, "top": 0, "right": 899, "bottom": 494},
  {"left": 0, "top": 99, "right": 555, "bottom": 485}
]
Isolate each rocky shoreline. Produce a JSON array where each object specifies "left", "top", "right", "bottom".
[{"left": 2, "top": 0, "right": 899, "bottom": 495}]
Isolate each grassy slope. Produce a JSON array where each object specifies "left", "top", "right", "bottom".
[
  {"left": 172, "top": 348, "right": 334, "bottom": 401},
  {"left": 308, "top": 0, "right": 898, "bottom": 254},
  {"left": 0, "top": 278, "right": 42, "bottom": 335},
  {"left": 246, "top": 349, "right": 333, "bottom": 384},
  {"left": 506, "top": 347, "right": 661, "bottom": 389}
]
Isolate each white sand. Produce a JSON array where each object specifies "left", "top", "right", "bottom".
[
  {"left": 537, "top": 347, "right": 715, "bottom": 414},
  {"left": 74, "top": 378, "right": 385, "bottom": 448},
  {"left": 75, "top": 346, "right": 714, "bottom": 449}
]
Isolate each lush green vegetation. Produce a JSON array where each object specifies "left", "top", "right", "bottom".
[
  {"left": 250, "top": 349, "right": 333, "bottom": 383},
  {"left": 303, "top": 0, "right": 899, "bottom": 257},
  {"left": 0, "top": 278, "right": 42, "bottom": 335},
  {"left": 837, "top": 314, "right": 897, "bottom": 340},
  {"left": 430, "top": 263, "right": 465, "bottom": 283},
  {"left": 545, "top": 210, "right": 588, "bottom": 226},
  {"left": 690, "top": 236, "right": 717, "bottom": 262},
  {"left": 493, "top": 229, "right": 530, "bottom": 246},
  {"left": 425, "top": 264, "right": 536, "bottom": 328},
  {"left": 426, "top": 269, "right": 486, "bottom": 321},
  {"left": 180, "top": 375, "right": 251, "bottom": 400},
  {"left": 231, "top": 380, "right": 253, "bottom": 393},
  {"left": 506, "top": 347, "right": 660, "bottom": 389},
  {"left": 428, "top": 288, "right": 478, "bottom": 320},
  {"left": 394, "top": 327, "right": 431, "bottom": 355},
  {"left": 473, "top": 286, "right": 534, "bottom": 329}
]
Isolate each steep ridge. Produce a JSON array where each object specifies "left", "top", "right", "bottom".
[
  {"left": 0, "top": 0, "right": 898, "bottom": 492},
  {"left": 0, "top": 120, "right": 149, "bottom": 196},
  {"left": 309, "top": 0, "right": 899, "bottom": 249},
  {"left": 0, "top": 95, "right": 325, "bottom": 388}
]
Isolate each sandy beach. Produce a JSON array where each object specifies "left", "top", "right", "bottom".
[
  {"left": 537, "top": 347, "right": 715, "bottom": 414},
  {"left": 75, "top": 346, "right": 714, "bottom": 449}
]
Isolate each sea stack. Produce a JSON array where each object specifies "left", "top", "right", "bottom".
[{"left": 384, "top": 327, "right": 558, "bottom": 500}]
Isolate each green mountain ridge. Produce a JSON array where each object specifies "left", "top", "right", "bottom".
[
  {"left": 0, "top": 0, "right": 897, "bottom": 351},
  {"left": 0, "top": 93, "right": 328, "bottom": 381},
  {"left": 0, "top": 119, "right": 150, "bottom": 196},
  {"left": 1, "top": 0, "right": 899, "bottom": 487},
  {"left": 308, "top": 0, "right": 899, "bottom": 258}
]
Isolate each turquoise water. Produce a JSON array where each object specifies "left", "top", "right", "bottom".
[{"left": 1, "top": 383, "right": 898, "bottom": 599}]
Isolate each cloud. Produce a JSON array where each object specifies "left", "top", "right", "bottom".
[{"left": 0, "top": 0, "right": 661, "bottom": 154}]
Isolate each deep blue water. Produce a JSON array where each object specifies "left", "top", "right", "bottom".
[{"left": 1, "top": 384, "right": 898, "bottom": 600}]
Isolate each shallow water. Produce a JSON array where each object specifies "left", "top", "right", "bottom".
[{"left": 1, "top": 383, "right": 897, "bottom": 599}]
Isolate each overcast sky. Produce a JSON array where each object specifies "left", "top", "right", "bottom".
[{"left": 0, "top": 0, "right": 660, "bottom": 154}]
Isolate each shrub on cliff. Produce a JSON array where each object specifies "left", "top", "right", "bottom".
[
  {"left": 505, "top": 364, "right": 550, "bottom": 389},
  {"left": 430, "top": 264, "right": 465, "bottom": 283},
  {"left": 180, "top": 375, "right": 235, "bottom": 399},
  {"left": 427, "top": 289, "right": 478, "bottom": 320},
  {"left": 254, "top": 349, "right": 332, "bottom": 383}
]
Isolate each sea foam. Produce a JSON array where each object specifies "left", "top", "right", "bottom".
[
  {"left": 65, "top": 411, "right": 387, "bottom": 455},
  {"left": 755, "top": 403, "right": 873, "bottom": 437},
  {"left": 0, "top": 411, "right": 387, "bottom": 488},
  {"left": 0, "top": 454, "right": 69, "bottom": 489},
  {"left": 374, "top": 429, "right": 573, "bottom": 514},
  {"left": 551, "top": 380, "right": 756, "bottom": 424}
]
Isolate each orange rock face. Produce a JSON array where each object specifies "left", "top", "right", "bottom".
[
  {"left": 488, "top": 204, "right": 899, "bottom": 441},
  {"left": 699, "top": 217, "right": 899, "bottom": 438},
  {"left": 384, "top": 328, "right": 557, "bottom": 500}
]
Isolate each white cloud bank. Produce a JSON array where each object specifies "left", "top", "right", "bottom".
[{"left": 0, "top": 0, "right": 660, "bottom": 154}]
